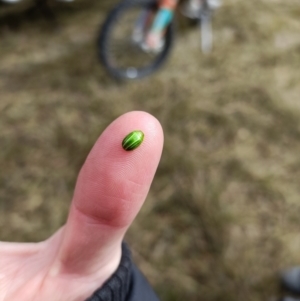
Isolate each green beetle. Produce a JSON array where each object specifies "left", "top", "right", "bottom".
[{"left": 122, "top": 130, "right": 144, "bottom": 151}]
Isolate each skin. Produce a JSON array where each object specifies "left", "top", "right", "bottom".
[{"left": 0, "top": 111, "right": 164, "bottom": 301}]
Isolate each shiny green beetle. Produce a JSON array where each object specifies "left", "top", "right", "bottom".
[{"left": 122, "top": 130, "right": 144, "bottom": 151}]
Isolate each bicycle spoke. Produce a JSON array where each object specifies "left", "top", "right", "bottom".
[{"left": 106, "top": 6, "right": 162, "bottom": 70}]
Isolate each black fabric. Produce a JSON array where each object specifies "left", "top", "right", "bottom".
[
  {"left": 85, "top": 242, "right": 160, "bottom": 301},
  {"left": 84, "top": 243, "right": 131, "bottom": 301},
  {"left": 128, "top": 262, "right": 160, "bottom": 301}
]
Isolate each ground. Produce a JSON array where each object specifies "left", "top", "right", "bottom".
[{"left": 1, "top": 0, "right": 300, "bottom": 300}]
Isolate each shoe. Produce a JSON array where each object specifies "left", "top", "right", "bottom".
[
  {"left": 281, "top": 267, "right": 300, "bottom": 294},
  {"left": 132, "top": 29, "right": 165, "bottom": 53},
  {"left": 141, "top": 32, "right": 165, "bottom": 53}
]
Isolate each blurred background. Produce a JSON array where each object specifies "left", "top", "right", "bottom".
[{"left": 1, "top": 0, "right": 300, "bottom": 300}]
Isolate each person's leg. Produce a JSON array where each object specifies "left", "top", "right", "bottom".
[{"left": 144, "top": 0, "right": 177, "bottom": 52}]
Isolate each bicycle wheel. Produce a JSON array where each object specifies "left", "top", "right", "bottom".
[{"left": 98, "top": 0, "right": 175, "bottom": 80}]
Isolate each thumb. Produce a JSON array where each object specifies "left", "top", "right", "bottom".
[{"left": 51, "top": 111, "right": 163, "bottom": 279}]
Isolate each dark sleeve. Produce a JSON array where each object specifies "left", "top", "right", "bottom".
[{"left": 84, "top": 242, "right": 160, "bottom": 301}]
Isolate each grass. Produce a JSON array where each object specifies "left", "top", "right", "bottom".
[{"left": 1, "top": 0, "right": 300, "bottom": 300}]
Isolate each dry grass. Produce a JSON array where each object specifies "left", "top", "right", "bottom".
[{"left": 1, "top": 0, "right": 300, "bottom": 300}]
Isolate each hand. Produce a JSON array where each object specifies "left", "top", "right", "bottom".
[{"left": 0, "top": 111, "right": 164, "bottom": 301}]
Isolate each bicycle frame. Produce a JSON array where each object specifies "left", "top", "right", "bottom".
[{"left": 146, "top": 0, "right": 217, "bottom": 53}]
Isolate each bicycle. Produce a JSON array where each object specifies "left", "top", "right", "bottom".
[{"left": 97, "top": 0, "right": 221, "bottom": 80}]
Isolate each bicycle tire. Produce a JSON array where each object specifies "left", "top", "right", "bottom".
[{"left": 98, "top": 0, "right": 175, "bottom": 80}]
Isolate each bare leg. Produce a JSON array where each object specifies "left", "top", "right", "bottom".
[{"left": 144, "top": 0, "right": 177, "bottom": 52}]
